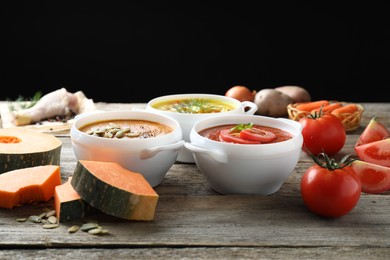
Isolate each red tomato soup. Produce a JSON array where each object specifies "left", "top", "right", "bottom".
[{"left": 198, "top": 123, "right": 293, "bottom": 144}]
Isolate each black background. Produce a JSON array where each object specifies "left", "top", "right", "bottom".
[{"left": 1, "top": 1, "right": 390, "bottom": 103}]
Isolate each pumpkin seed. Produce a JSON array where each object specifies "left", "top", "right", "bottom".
[
  {"left": 68, "top": 225, "right": 80, "bottom": 233},
  {"left": 109, "top": 128, "right": 120, "bottom": 135},
  {"left": 94, "top": 127, "right": 106, "bottom": 134},
  {"left": 80, "top": 222, "right": 99, "bottom": 232},
  {"left": 85, "top": 123, "right": 149, "bottom": 139},
  {"left": 88, "top": 227, "right": 103, "bottom": 235},
  {"left": 16, "top": 218, "right": 27, "bottom": 222},
  {"left": 122, "top": 127, "right": 131, "bottom": 133},
  {"left": 100, "top": 229, "right": 109, "bottom": 234},
  {"left": 43, "top": 223, "right": 60, "bottom": 229},
  {"left": 115, "top": 130, "right": 125, "bottom": 138},
  {"left": 38, "top": 212, "right": 47, "bottom": 219},
  {"left": 47, "top": 216, "right": 58, "bottom": 224},
  {"left": 28, "top": 215, "right": 42, "bottom": 223},
  {"left": 104, "top": 131, "right": 114, "bottom": 138},
  {"left": 126, "top": 132, "right": 140, "bottom": 138},
  {"left": 45, "top": 210, "right": 56, "bottom": 218}
]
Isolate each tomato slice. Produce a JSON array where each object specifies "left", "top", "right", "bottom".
[
  {"left": 351, "top": 160, "right": 390, "bottom": 194},
  {"left": 355, "top": 139, "right": 390, "bottom": 167},
  {"left": 239, "top": 128, "right": 276, "bottom": 143},
  {"left": 219, "top": 129, "right": 260, "bottom": 144},
  {"left": 355, "top": 117, "right": 390, "bottom": 147}
]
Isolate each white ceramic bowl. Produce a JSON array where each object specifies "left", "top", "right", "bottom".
[
  {"left": 184, "top": 114, "right": 303, "bottom": 195},
  {"left": 146, "top": 93, "right": 258, "bottom": 163},
  {"left": 70, "top": 110, "right": 184, "bottom": 187}
]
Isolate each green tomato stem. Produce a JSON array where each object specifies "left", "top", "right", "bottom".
[{"left": 310, "top": 152, "right": 355, "bottom": 170}]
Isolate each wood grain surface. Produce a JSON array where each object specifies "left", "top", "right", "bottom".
[{"left": 1, "top": 102, "right": 390, "bottom": 259}]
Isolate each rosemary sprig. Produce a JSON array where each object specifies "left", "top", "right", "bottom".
[{"left": 7, "top": 91, "right": 42, "bottom": 111}]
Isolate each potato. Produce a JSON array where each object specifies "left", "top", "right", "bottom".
[
  {"left": 274, "top": 85, "right": 311, "bottom": 103},
  {"left": 254, "top": 88, "right": 293, "bottom": 117}
]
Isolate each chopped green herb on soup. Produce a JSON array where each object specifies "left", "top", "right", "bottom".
[{"left": 152, "top": 98, "right": 236, "bottom": 114}]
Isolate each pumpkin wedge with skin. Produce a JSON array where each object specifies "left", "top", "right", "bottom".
[
  {"left": 54, "top": 177, "right": 95, "bottom": 222},
  {"left": 0, "top": 128, "right": 62, "bottom": 174},
  {"left": 0, "top": 165, "right": 61, "bottom": 209},
  {"left": 71, "top": 160, "right": 159, "bottom": 221}
]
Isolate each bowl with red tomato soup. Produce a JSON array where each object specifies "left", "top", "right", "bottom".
[
  {"left": 146, "top": 93, "right": 258, "bottom": 163},
  {"left": 184, "top": 114, "right": 303, "bottom": 195}
]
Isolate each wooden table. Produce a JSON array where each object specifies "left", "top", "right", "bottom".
[{"left": 1, "top": 102, "right": 390, "bottom": 259}]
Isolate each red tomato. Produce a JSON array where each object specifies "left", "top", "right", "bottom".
[
  {"left": 239, "top": 128, "right": 276, "bottom": 143},
  {"left": 301, "top": 154, "right": 361, "bottom": 218},
  {"left": 219, "top": 129, "right": 260, "bottom": 144},
  {"left": 299, "top": 112, "right": 346, "bottom": 156},
  {"left": 351, "top": 159, "right": 390, "bottom": 194}
]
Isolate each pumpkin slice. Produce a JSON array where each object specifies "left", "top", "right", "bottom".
[
  {"left": 0, "top": 165, "right": 61, "bottom": 209},
  {"left": 71, "top": 160, "right": 159, "bottom": 221},
  {"left": 54, "top": 177, "right": 95, "bottom": 222},
  {"left": 0, "top": 128, "right": 62, "bottom": 174}
]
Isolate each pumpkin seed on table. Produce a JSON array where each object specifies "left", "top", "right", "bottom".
[
  {"left": 47, "top": 216, "right": 58, "bottom": 224},
  {"left": 80, "top": 222, "right": 99, "bottom": 232},
  {"left": 43, "top": 223, "right": 60, "bottom": 229},
  {"left": 88, "top": 227, "right": 109, "bottom": 235},
  {"left": 28, "top": 215, "right": 42, "bottom": 223},
  {"left": 88, "top": 227, "right": 103, "bottom": 235},
  {"left": 38, "top": 212, "right": 47, "bottom": 219},
  {"left": 68, "top": 225, "right": 80, "bottom": 233},
  {"left": 45, "top": 210, "right": 56, "bottom": 218},
  {"left": 80, "top": 222, "right": 109, "bottom": 235}
]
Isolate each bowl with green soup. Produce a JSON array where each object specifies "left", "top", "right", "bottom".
[{"left": 146, "top": 93, "right": 258, "bottom": 163}]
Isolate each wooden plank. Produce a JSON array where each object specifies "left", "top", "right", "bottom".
[
  {"left": 1, "top": 194, "right": 390, "bottom": 247},
  {"left": 0, "top": 247, "right": 390, "bottom": 260},
  {"left": 0, "top": 102, "right": 390, "bottom": 259},
  {"left": 1, "top": 247, "right": 390, "bottom": 259}
]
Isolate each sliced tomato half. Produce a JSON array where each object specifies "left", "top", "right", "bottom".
[
  {"left": 219, "top": 129, "right": 260, "bottom": 144},
  {"left": 355, "top": 139, "right": 390, "bottom": 167},
  {"left": 351, "top": 160, "right": 390, "bottom": 194},
  {"left": 355, "top": 117, "right": 390, "bottom": 147},
  {"left": 239, "top": 128, "right": 276, "bottom": 143}
]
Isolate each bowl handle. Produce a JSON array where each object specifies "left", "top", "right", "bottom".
[
  {"left": 140, "top": 140, "right": 185, "bottom": 159},
  {"left": 241, "top": 101, "right": 258, "bottom": 115},
  {"left": 184, "top": 143, "right": 228, "bottom": 164}
]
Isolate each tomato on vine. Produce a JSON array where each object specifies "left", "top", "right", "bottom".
[
  {"left": 300, "top": 153, "right": 361, "bottom": 218},
  {"left": 299, "top": 109, "right": 346, "bottom": 156}
]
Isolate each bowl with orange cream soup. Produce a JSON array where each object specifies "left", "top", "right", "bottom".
[{"left": 70, "top": 110, "right": 184, "bottom": 187}]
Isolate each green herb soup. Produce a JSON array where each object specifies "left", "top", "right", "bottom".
[{"left": 152, "top": 98, "right": 236, "bottom": 114}]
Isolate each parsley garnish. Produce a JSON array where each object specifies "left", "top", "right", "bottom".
[{"left": 230, "top": 123, "right": 254, "bottom": 132}]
